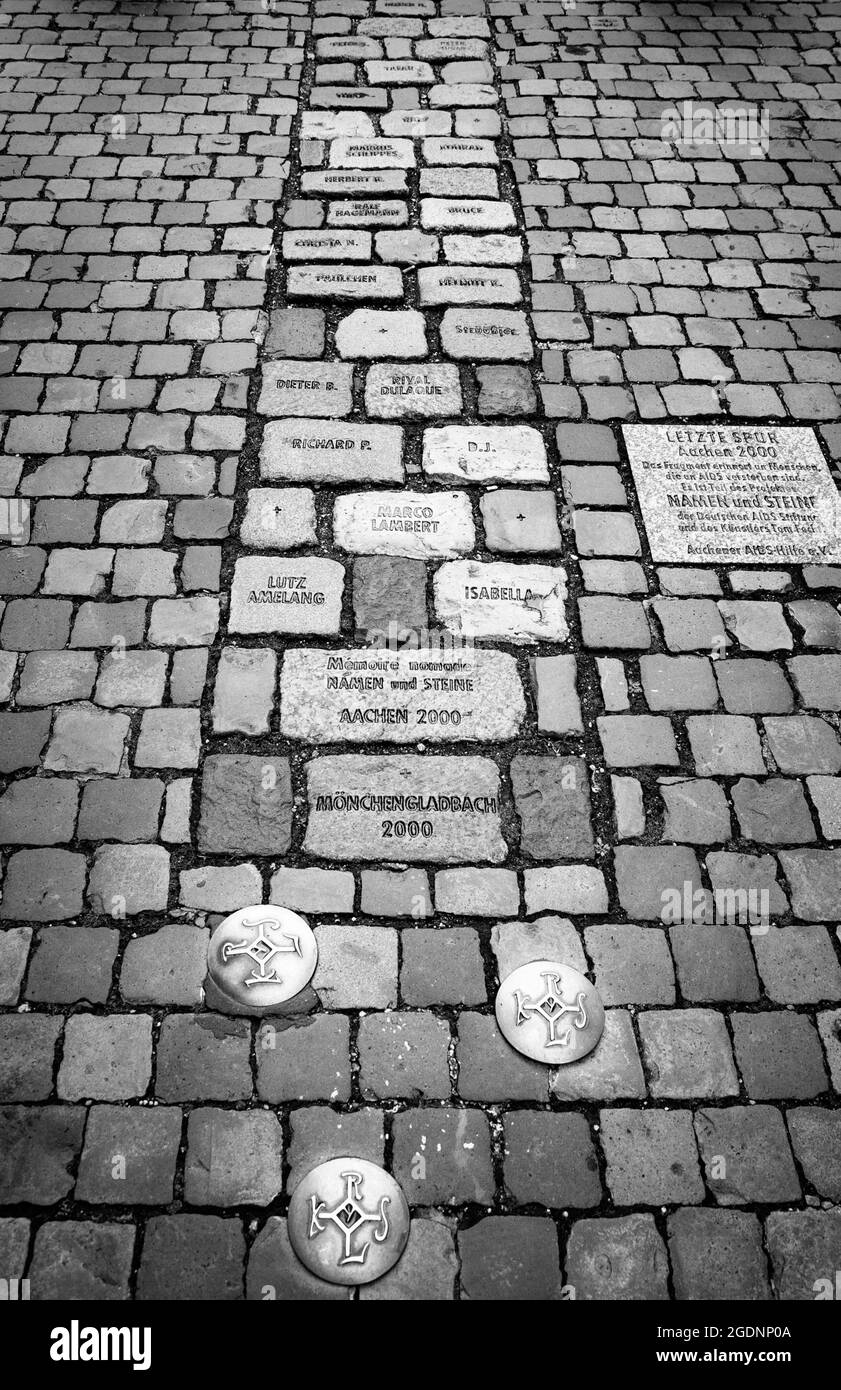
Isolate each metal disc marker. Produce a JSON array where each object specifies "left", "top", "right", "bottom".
[
  {"left": 206, "top": 905, "right": 317, "bottom": 1014},
  {"left": 495, "top": 959, "right": 605, "bottom": 1065},
  {"left": 288, "top": 1157, "right": 410, "bottom": 1286}
]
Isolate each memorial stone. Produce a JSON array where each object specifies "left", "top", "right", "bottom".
[
  {"left": 328, "top": 200, "right": 408, "bottom": 227},
  {"left": 422, "top": 425, "right": 549, "bottom": 483},
  {"left": 287, "top": 264, "right": 403, "bottom": 300},
  {"left": 302, "top": 169, "right": 408, "bottom": 195},
  {"left": 418, "top": 266, "right": 521, "bottom": 305},
  {"left": 257, "top": 361, "right": 353, "bottom": 418},
  {"left": 330, "top": 138, "right": 415, "bottom": 168},
  {"left": 420, "top": 198, "right": 515, "bottom": 230},
  {"left": 365, "top": 363, "right": 463, "bottom": 418},
  {"left": 434, "top": 560, "right": 568, "bottom": 643},
  {"left": 282, "top": 230, "right": 372, "bottom": 260},
  {"left": 304, "top": 754, "right": 507, "bottom": 862},
  {"left": 260, "top": 419, "right": 404, "bottom": 484},
  {"left": 423, "top": 138, "right": 498, "bottom": 164},
  {"left": 333, "top": 490, "right": 475, "bottom": 557},
  {"left": 280, "top": 647, "right": 525, "bottom": 742},
  {"left": 229, "top": 556, "right": 344, "bottom": 635},
  {"left": 440, "top": 308, "right": 533, "bottom": 360},
  {"left": 624, "top": 425, "right": 841, "bottom": 565}
]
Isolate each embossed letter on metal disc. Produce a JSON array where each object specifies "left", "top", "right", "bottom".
[
  {"left": 206, "top": 905, "right": 317, "bottom": 1013},
  {"left": 495, "top": 959, "right": 605, "bottom": 1065},
  {"left": 288, "top": 1157, "right": 410, "bottom": 1286}
]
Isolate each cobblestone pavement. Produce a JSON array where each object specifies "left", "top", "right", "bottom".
[{"left": 1, "top": 0, "right": 840, "bottom": 1302}]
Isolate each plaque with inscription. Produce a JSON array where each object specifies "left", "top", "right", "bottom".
[
  {"left": 420, "top": 198, "right": 515, "bottom": 230},
  {"left": 365, "top": 363, "right": 462, "bottom": 418},
  {"left": 257, "top": 361, "right": 352, "bottom": 418},
  {"left": 315, "top": 37, "right": 383, "bottom": 60},
  {"left": 423, "top": 138, "right": 497, "bottom": 165},
  {"left": 304, "top": 754, "right": 507, "bottom": 862},
  {"left": 422, "top": 425, "right": 548, "bottom": 483},
  {"left": 229, "top": 556, "right": 344, "bottom": 635},
  {"left": 418, "top": 266, "right": 520, "bottom": 305},
  {"left": 261, "top": 419, "right": 404, "bottom": 484},
  {"left": 327, "top": 200, "right": 408, "bottom": 227},
  {"left": 624, "top": 425, "right": 841, "bottom": 565},
  {"left": 329, "top": 137, "right": 415, "bottom": 168},
  {"left": 282, "top": 229, "right": 372, "bottom": 260},
  {"left": 440, "top": 308, "right": 533, "bottom": 360},
  {"left": 333, "top": 490, "right": 475, "bottom": 558},
  {"left": 287, "top": 263, "right": 403, "bottom": 299},
  {"left": 415, "top": 39, "right": 488, "bottom": 60},
  {"left": 365, "top": 60, "right": 434, "bottom": 84},
  {"left": 381, "top": 110, "right": 451, "bottom": 137},
  {"left": 311, "top": 87, "right": 388, "bottom": 110},
  {"left": 435, "top": 560, "right": 568, "bottom": 643},
  {"left": 281, "top": 647, "right": 525, "bottom": 742},
  {"left": 302, "top": 169, "right": 409, "bottom": 196}
]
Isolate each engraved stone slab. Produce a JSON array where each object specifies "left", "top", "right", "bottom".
[
  {"left": 443, "top": 233, "right": 523, "bottom": 264},
  {"left": 381, "top": 110, "right": 451, "bottom": 138},
  {"left": 422, "top": 425, "right": 549, "bottom": 483},
  {"left": 335, "top": 308, "right": 427, "bottom": 359},
  {"left": 423, "top": 138, "right": 497, "bottom": 164},
  {"left": 229, "top": 556, "right": 344, "bottom": 635},
  {"left": 206, "top": 906, "right": 318, "bottom": 1015},
  {"left": 327, "top": 200, "right": 408, "bottom": 228},
  {"left": 624, "top": 425, "right": 841, "bottom": 565},
  {"left": 377, "top": 0, "right": 433, "bottom": 13},
  {"left": 287, "top": 1158, "right": 409, "bottom": 1287},
  {"left": 316, "top": 37, "right": 384, "bottom": 60},
  {"left": 311, "top": 87, "right": 388, "bottom": 110},
  {"left": 495, "top": 960, "right": 605, "bottom": 1065},
  {"left": 261, "top": 419, "right": 404, "bottom": 484},
  {"left": 415, "top": 38, "right": 489, "bottom": 59},
  {"left": 304, "top": 754, "right": 507, "bottom": 862},
  {"left": 241, "top": 488, "right": 317, "bottom": 548},
  {"left": 435, "top": 560, "right": 568, "bottom": 644},
  {"left": 288, "top": 263, "right": 403, "bottom": 300},
  {"left": 379, "top": 0, "right": 433, "bottom": 12},
  {"left": 333, "top": 490, "right": 475, "bottom": 557},
  {"left": 365, "top": 363, "right": 463, "bottom": 419},
  {"left": 365, "top": 60, "right": 434, "bottom": 84},
  {"left": 418, "top": 266, "right": 520, "bottom": 305},
  {"left": 257, "top": 361, "right": 353, "bottom": 418},
  {"left": 301, "top": 112, "right": 375, "bottom": 141},
  {"left": 302, "top": 169, "right": 408, "bottom": 195},
  {"left": 420, "top": 198, "right": 515, "bottom": 230},
  {"left": 282, "top": 230, "right": 372, "bottom": 261},
  {"left": 441, "top": 308, "right": 533, "bottom": 360},
  {"left": 281, "top": 647, "right": 525, "bottom": 743},
  {"left": 330, "top": 138, "right": 415, "bottom": 168}
]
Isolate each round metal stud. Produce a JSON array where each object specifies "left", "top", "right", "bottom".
[
  {"left": 288, "top": 1157, "right": 410, "bottom": 1287},
  {"left": 206, "top": 905, "right": 317, "bottom": 1015},
  {"left": 495, "top": 959, "right": 605, "bottom": 1066}
]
